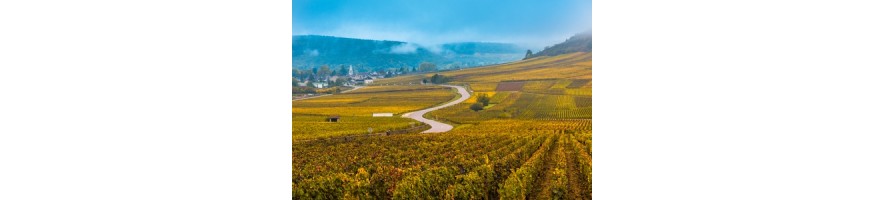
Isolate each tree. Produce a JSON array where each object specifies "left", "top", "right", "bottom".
[
  {"left": 319, "top": 65, "right": 331, "bottom": 77},
  {"left": 477, "top": 93, "right": 491, "bottom": 106},
  {"left": 299, "top": 70, "right": 309, "bottom": 80},
  {"left": 311, "top": 67, "right": 318, "bottom": 75},
  {"left": 418, "top": 62, "right": 437, "bottom": 72},
  {"left": 334, "top": 78, "right": 347, "bottom": 86},
  {"left": 469, "top": 103, "right": 484, "bottom": 111},
  {"left": 338, "top": 65, "right": 348, "bottom": 75},
  {"left": 430, "top": 74, "right": 451, "bottom": 84},
  {"left": 523, "top": 49, "right": 533, "bottom": 60}
]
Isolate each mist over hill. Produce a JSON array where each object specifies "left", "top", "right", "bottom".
[
  {"left": 293, "top": 35, "right": 524, "bottom": 72},
  {"left": 526, "top": 31, "right": 592, "bottom": 59}
]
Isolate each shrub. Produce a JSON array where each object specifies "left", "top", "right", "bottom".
[
  {"left": 477, "top": 94, "right": 490, "bottom": 106},
  {"left": 430, "top": 74, "right": 452, "bottom": 84},
  {"left": 470, "top": 103, "right": 484, "bottom": 111}
]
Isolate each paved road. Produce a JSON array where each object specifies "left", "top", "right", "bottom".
[
  {"left": 402, "top": 85, "right": 471, "bottom": 133},
  {"left": 292, "top": 86, "right": 364, "bottom": 101}
]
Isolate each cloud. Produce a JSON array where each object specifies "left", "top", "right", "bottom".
[
  {"left": 388, "top": 43, "right": 419, "bottom": 54},
  {"left": 422, "top": 44, "right": 445, "bottom": 54},
  {"left": 304, "top": 49, "right": 319, "bottom": 56}
]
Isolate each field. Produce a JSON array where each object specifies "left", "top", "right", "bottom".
[
  {"left": 294, "top": 52, "right": 592, "bottom": 199},
  {"left": 372, "top": 52, "right": 592, "bottom": 85},
  {"left": 292, "top": 85, "right": 456, "bottom": 139},
  {"left": 294, "top": 120, "right": 591, "bottom": 199},
  {"left": 293, "top": 114, "right": 424, "bottom": 140},
  {"left": 293, "top": 85, "right": 456, "bottom": 116}
]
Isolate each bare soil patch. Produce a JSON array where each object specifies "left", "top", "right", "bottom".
[{"left": 496, "top": 81, "right": 526, "bottom": 91}]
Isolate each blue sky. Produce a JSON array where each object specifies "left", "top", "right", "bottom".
[{"left": 293, "top": 0, "right": 591, "bottom": 49}]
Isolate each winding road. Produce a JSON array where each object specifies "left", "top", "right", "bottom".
[{"left": 401, "top": 85, "right": 471, "bottom": 133}]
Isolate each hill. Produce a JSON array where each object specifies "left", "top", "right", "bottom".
[
  {"left": 375, "top": 52, "right": 592, "bottom": 85},
  {"left": 526, "top": 31, "right": 592, "bottom": 59},
  {"left": 293, "top": 35, "right": 524, "bottom": 72}
]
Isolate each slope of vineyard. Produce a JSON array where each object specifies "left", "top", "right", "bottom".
[
  {"left": 372, "top": 52, "right": 591, "bottom": 85},
  {"left": 293, "top": 120, "right": 591, "bottom": 199},
  {"left": 293, "top": 52, "right": 591, "bottom": 199},
  {"left": 292, "top": 114, "right": 424, "bottom": 140},
  {"left": 292, "top": 85, "right": 456, "bottom": 139},
  {"left": 293, "top": 85, "right": 455, "bottom": 116}
]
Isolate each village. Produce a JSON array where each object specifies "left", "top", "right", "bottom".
[
  {"left": 292, "top": 65, "right": 415, "bottom": 100},
  {"left": 293, "top": 65, "right": 382, "bottom": 88},
  {"left": 292, "top": 62, "right": 448, "bottom": 100}
]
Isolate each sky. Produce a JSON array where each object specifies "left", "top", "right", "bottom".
[{"left": 293, "top": 0, "right": 591, "bottom": 49}]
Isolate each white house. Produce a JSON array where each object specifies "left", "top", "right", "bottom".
[{"left": 312, "top": 82, "right": 328, "bottom": 88}]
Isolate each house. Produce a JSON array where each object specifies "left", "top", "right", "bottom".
[
  {"left": 326, "top": 115, "right": 340, "bottom": 122},
  {"left": 355, "top": 79, "right": 373, "bottom": 85},
  {"left": 312, "top": 82, "right": 328, "bottom": 88}
]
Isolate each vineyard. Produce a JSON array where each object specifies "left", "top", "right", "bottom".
[
  {"left": 423, "top": 53, "right": 591, "bottom": 126},
  {"left": 293, "top": 120, "right": 591, "bottom": 199},
  {"left": 372, "top": 52, "right": 591, "bottom": 85},
  {"left": 293, "top": 85, "right": 455, "bottom": 116},
  {"left": 293, "top": 114, "right": 425, "bottom": 140},
  {"left": 294, "top": 53, "right": 591, "bottom": 199}
]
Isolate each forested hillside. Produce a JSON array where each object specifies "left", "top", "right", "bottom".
[
  {"left": 293, "top": 35, "right": 524, "bottom": 72},
  {"left": 526, "top": 31, "right": 592, "bottom": 59}
]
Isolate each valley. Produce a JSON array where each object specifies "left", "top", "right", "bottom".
[{"left": 293, "top": 52, "right": 592, "bottom": 199}]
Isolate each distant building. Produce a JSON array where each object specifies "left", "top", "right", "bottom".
[
  {"left": 312, "top": 82, "right": 328, "bottom": 88},
  {"left": 348, "top": 65, "right": 354, "bottom": 76},
  {"left": 355, "top": 79, "right": 373, "bottom": 85},
  {"left": 327, "top": 115, "right": 340, "bottom": 122}
]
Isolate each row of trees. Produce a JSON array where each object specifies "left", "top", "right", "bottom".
[{"left": 293, "top": 65, "right": 349, "bottom": 81}]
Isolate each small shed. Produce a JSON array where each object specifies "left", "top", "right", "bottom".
[{"left": 327, "top": 115, "right": 340, "bottom": 122}]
